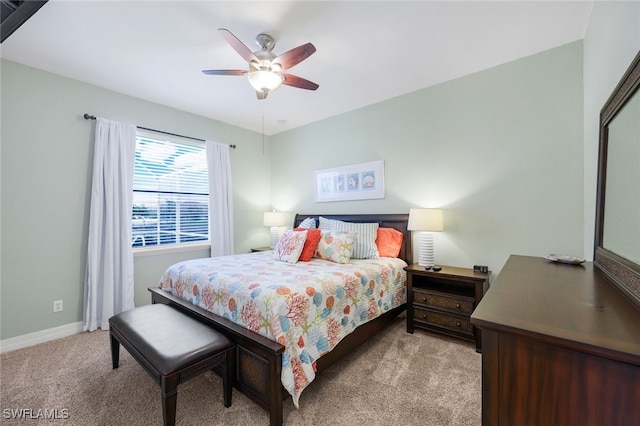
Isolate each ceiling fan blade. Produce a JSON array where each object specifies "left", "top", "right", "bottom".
[
  {"left": 273, "top": 43, "right": 316, "bottom": 70},
  {"left": 218, "top": 28, "right": 259, "bottom": 64},
  {"left": 256, "top": 91, "right": 268, "bottom": 100},
  {"left": 202, "top": 69, "right": 246, "bottom": 76},
  {"left": 282, "top": 73, "right": 319, "bottom": 91}
]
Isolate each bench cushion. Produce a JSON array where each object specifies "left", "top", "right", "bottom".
[{"left": 109, "top": 304, "right": 232, "bottom": 376}]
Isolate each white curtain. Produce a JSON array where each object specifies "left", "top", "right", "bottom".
[
  {"left": 83, "top": 118, "right": 136, "bottom": 331},
  {"left": 206, "top": 141, "right": 234, "bottom": 257}
]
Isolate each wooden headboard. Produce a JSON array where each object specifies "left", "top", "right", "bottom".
[{"left": 293, "top": 213, "right": 413, "bottom": 265}]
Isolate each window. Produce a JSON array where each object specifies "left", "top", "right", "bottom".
[{"left": 132, "top": 132, "right": 209, "bottom": 248}]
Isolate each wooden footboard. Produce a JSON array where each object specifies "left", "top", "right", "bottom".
[
  {"left": 149, "top": 287, "right": 405, "bottom": 425},
  {"left": 149, "top": 287, "right": 285, "bottom": 425}
]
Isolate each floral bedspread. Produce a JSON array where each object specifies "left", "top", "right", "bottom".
[{"left": 157, "top": 251, "right": 407, "bottom": 406}]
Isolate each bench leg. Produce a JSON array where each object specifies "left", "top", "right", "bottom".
[
  {"left": 223, "top": 348, "right": 234, "bottom": 408},
  {"left": 161, "top": 375, "right": 178, "bottom": 426},
  {"left": 110, "top": 333, "right": 120, "bottom": 369}
]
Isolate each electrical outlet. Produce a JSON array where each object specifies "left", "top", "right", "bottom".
[{"left": 53, "top": 300, "right": 63, "bottom": 312}]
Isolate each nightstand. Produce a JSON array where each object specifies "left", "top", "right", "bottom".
[
  {"left": 250, "top": 246, "right": 272, "bottom": 252},
  {"left": 405, "top": 264, "right": 490, "bottom": 352}
]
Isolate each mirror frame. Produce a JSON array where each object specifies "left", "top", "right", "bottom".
[{"left": 594, "top": 50, "right": 640, "bottom": 306}]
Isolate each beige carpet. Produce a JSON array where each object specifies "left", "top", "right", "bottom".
[{"left": 0, "top": 317, "right": 481, "bottom": 425}]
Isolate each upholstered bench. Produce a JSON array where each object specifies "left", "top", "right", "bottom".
[{"left": 109, "top": 303, "right": 234, "bottom": 426}]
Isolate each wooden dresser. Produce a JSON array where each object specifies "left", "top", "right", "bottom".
[{"left": 471, "top": 255, "right": 640, "bottom": 425}]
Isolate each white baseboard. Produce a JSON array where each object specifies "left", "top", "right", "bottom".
[{"left": 0, "top": 322, "right": 85, "bottom": 354}]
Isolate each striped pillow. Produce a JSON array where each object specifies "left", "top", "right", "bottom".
[
  {"left": 297, "top": 217, "right": 316, "bottom": 229},
  {"left": 318, "top": 217, "right": 379, "bottom": 259}
]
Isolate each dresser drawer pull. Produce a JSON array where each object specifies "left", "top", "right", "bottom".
[
  {"left": 422, "top": 297, "right": 428, "bottom": 303},
  {"left": 456, "top": 321, "right": 462, "bottom": 327},
  {"left": 456, "top": 303, "right": 461, "bottom": 309}
]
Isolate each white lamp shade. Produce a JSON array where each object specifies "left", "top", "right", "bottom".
[
  {"left": 407, "top": 208, "right": 444, "bottom": 232},
  {"left": 263, "top": 211, "right": 285, "bottom": 227}
]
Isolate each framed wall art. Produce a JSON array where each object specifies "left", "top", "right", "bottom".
[{"left": 314, "top": 160, "right": 384, "bottom": 202}]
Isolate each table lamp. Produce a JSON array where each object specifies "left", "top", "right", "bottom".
[
  {"left": 407, "top": 208, "right": 444, "bottom": 268},
  {"left": 263, "top": 211, "right": 285, "bottom": 249}
]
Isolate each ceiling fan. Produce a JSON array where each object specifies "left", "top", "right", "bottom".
[{"left": 202, "top": 28, "right": 319, "bottom": 100}]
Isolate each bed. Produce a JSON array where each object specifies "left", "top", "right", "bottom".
[{"left": 148, "top": 213, "right": 412, "bottom": 426}]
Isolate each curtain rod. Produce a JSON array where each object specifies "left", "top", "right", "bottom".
[{"left": 83, "top": 113, "right": 236, "bottom": 149}]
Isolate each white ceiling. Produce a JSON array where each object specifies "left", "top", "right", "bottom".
[{"left": 1, "top": 1, "right": 593, "bottom": 135}]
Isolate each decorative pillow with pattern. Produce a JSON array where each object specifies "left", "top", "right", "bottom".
[
  {"left": 297, "top": 217, "right": 316, "bottom": 229},
  {"left": 314, "top": 230, "right": 356, "bottom": 264},
  {"left": 318, "top": 217, "right": 379, "bottom": 259},
  {"left": 273, "top": 229, "right": 307, "bottom": 264}
]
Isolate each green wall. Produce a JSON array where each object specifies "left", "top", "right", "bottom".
[
  {"left": 271, "top": 41, "right": 585, "bottom": 275},
  {"left": 0, "top": 60, "right": 273, "bottom": 340},
  {"left": 1, "top": 1, "right": 638, "bottom": 344}
]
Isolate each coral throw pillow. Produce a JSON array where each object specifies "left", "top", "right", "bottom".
[
  {"left": 376, "top": 227, "right": 404, "bottom": 258},
  {"left": 314, "top": 230, "right": 356, "bottom": 264},
  {"left": 294, "top": 228, "right": 322, "bottom": 261},
  {"left": 273, "top": 229, "right": 307, "bottom": 264}
]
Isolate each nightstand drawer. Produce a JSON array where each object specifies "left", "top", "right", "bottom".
[
  {"left": 413, "top": 289, "right": 475, "bottom": 314},
  {"left": 414, "top": 307, "right": 473, "bottom": 335}
]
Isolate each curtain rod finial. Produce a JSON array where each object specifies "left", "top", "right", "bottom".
[{"left": 83, "top": 113, "right": 96, "bottom": 120}]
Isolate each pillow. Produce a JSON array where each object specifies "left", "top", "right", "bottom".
[
  {"left": 273, "top": 229, "right": 307, "bottom": 264},
  {"left": 314, "top": 230, "right": 356, "bottom": 264},
  {"left": 319, "top": 216, "right": 379, "bottom": 259},
  {"left": 297, "top": 217, "right": 316, "bottom": 229},
  {"left": 294, "top": 227, "right": 322, "bottom": 261},
  {"left": 376, "top": 227, "right": 404, "bottom": 258},
  {"left": 318, "top": 216, "right": 334, "bottom": 230}
]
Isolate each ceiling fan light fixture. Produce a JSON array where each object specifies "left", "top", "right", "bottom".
[
  {"left": 248, "top": 70, "right": 283, "bottom": 93},
  {"left": 205, "top": 29, "right": 318, "bottom": 97}
]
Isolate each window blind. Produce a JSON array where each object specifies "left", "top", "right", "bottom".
[{"left": 132, "top": 133, "right": 209, "bottom": 247}]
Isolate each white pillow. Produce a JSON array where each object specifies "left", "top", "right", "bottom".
[
  {"left": 318, "top": 217, "right": 379, "bottom": 259},
  {"left": 318, "top": 216, "right": 334, "bottom": 230},
  {"left": 273, "top": 229, "right": 307, "bottom": 264},
  {"left": 297, "top": 217, "right": 316, "bottom": 229}
]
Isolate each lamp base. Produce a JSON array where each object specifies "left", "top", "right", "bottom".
[
  {"left": 417, "top": 232, "right": 435, "bottom": 268},
  {"left": 269, "top": 227, "right": 279, "bottom": 249}
]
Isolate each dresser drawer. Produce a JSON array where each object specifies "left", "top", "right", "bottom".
[
  {"left": 413, "top": 289, "right": 475, "bottom": 315},
  {"left": 413, "top": 307, "right": 473, "bottom": 335}
]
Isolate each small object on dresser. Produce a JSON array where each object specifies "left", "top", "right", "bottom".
[
  {"left": 432, "top": 266, "right": 442, "bottom": 271},
  {"left": 544, "top": 254, "right": 586, "bottom": 264}
]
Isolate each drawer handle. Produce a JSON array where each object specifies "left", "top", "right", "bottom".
[
  {"left": 455, "top": 303, "right": 461, "bottom": 309},
  {"left": 422, "top": 297, "right": 428, "bottom": 303},
  {"left": 422, "top": 314, "right": 427, "bottom": 320},
  {"left": 456, "top": 321, "right": 462, "bottom": 327}
]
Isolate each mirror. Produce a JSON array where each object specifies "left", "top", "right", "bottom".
[
  {"left": 602, "top": 93, "right": 640, "bottom": 262},
  {"left": 594, "top": 50, "right": 640, "bottom": 306}
]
